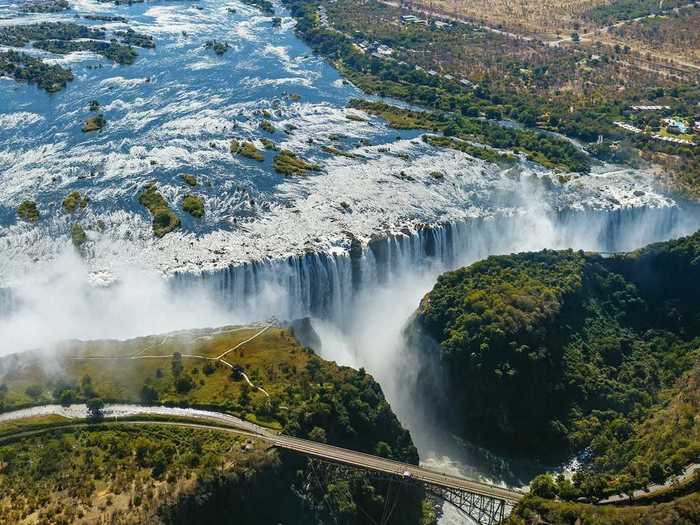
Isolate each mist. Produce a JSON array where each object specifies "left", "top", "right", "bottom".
[{"left": 0, "top": 248, "right": 238, "bottom": 354}]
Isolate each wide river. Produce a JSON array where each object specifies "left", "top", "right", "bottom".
[{"left": 2, "top": 0, "right": 700, "bottom": 522}]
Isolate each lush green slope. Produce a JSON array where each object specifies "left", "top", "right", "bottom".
[
  {"left": 0, "top": 326, "right": 427, "bottom": 525},
  {"left": 411, "top": 231, "right": 700, "bottom": 499}
]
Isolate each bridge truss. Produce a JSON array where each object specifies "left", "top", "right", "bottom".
[{"left": 304, "top": 457, "right": 515, "bottom": 525}]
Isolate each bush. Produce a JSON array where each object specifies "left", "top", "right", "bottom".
[
  {"left": 86, "top": 397, "right": 105, "bottom": 419},
  {"left": 175, "top": 375, "right": 194, "bottom": 394},
  {"left": 530, "top": 474, "right": 559, "bottom": 499},
  {"left": 182, "top": 195, "right": 204, "bottom": 218},
  {"left": 17, "top": 200, "right": 39, "bottom": 223}
]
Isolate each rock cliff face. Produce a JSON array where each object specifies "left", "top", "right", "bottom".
[{"left": 408, "top": 229, "right": 700, "bottom": 460}]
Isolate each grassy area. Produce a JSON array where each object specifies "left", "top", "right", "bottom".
[
  {"left": 180, "top": 174, "right": 197, "bottom": 187},
  {"left": 62, "top": 191, "right": 89, "bottom": 213},
  {"left": 260, "top": 138, "right": 279, "bottom": 151},
  {"left": 230, "top": 139, "right": 264, "bottom": 161},
  {"left": 348, "top": 99, "right": 443, "bottom": 130},
  {"left": 70, "top": 222, "right": 87, "bottom": 248},
  {"left": 321, "top": 145, "right": 357, "bottom": 158},
  {"left": 260, "top": 119, "right": 276, "bottom": 133},
  {"left": 0, "top": 415, "right": 72, "bottom": 438},
  {"left": 422, "top": 135, "right": 517, "bottom": 166}
]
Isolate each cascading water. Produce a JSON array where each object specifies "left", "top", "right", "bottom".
[{"left": 170, "top": 202, "right": 700, "bottom": 326}]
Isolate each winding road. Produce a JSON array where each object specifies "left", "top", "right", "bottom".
[{"left": 67, "top": 325, "right": 272, "bottom": 397}]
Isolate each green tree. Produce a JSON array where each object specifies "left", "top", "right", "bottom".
[
  {"left": 530, "top": 474, "right": 559, "bottom": 499},
  {"left": 171, "top": 352, "right": 184, "bottom": 376},
  {"left": 308, "top": 426, "right": 327, "bottom": 443},
  {"left": 140, "top": 383, "right": 159, "bottom": 404},
  {"left": 175, "top": 374, "right": 194, "bottom": 394},
  {"left": 86, "top": 397, "right": 105, "bottom": 419},
  {"left": 134, "top": 437, "right": 151, "bottom": 466},
  {"left": 375, "top": 441, "right": 393, "bottom": 458},
  {"left": 151, "top": 450, "right": 167, "bottom": 478},
  {"left": 81, "top": 375, "right": 95, "bottom": 398},
  {"left": 25, "top": 384, "right": 43, "bottom": 400}
]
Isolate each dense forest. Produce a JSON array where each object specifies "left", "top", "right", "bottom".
[{"left": 411, "top": 230, "right": 700, "bottom": 500}]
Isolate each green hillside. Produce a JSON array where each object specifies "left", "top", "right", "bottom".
[
  {"left": 0, "top": 326, "right": 428, "bottom": 525},
  {"left": 411, "top": 230, "right": 700, "bottom": 500}
]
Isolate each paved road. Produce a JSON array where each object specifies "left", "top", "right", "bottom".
[
  {"left": 0, "top": 407, "right": 523, "bottom": 504},
  {"left": 271, "top": 434, "right": 523, "bottom": 504}
]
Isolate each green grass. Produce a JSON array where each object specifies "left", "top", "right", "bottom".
[
  {"left": 70, "top": 222, "right": 87, "bottom": 247},
  {"left": 423, "top": 135, "right": 517, "bottom": 166},
  {"left": 321, "top": 145, "right": 357, "bottom": 158},
  {"left": 260, "top": 119, "right": 276, "bottom": 133},
  {"left": 0, "top": 327, "right": 306, "bottom": 423},
  {"left": 348, "top": 99, "right": 443, "bottom": 130},
  {"left": 0, "top": 415, "right": 72, "bottom": 438},
  {"left": 260, "top": 138, "right": 279, "bottom": 151},
  {"left": 138, "top": 183, "right": 180, "bottom": 237}
]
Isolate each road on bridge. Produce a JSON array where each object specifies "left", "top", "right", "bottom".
[{"left": 272, "top": 434, "right": 523, "bottom": 504}]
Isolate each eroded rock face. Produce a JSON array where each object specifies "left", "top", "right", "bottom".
[{"left": 287, "top": 317, "right": 322, "bottom": 351}]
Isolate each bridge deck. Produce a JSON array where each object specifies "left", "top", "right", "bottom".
[{"left": 272, "top": 435, "right": 524, "bottom": 504}]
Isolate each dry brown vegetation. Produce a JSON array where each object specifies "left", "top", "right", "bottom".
[
  {"left": 606, "top": 7, "right": 700, "bottom": 67},
  {"left": 406, "top": 0, "right": 609, "bottom": 36}
]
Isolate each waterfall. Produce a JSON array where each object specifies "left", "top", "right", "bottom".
[{"left": 170, "top": 203, "right": 700, "bottom": 325}]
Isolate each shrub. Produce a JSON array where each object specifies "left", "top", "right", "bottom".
[
  {"left": 17, "top": 201, "right": 39, "bottom": 223},
  {"left": 181, "top": 195, "right": 204, "bottom": 218}
]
